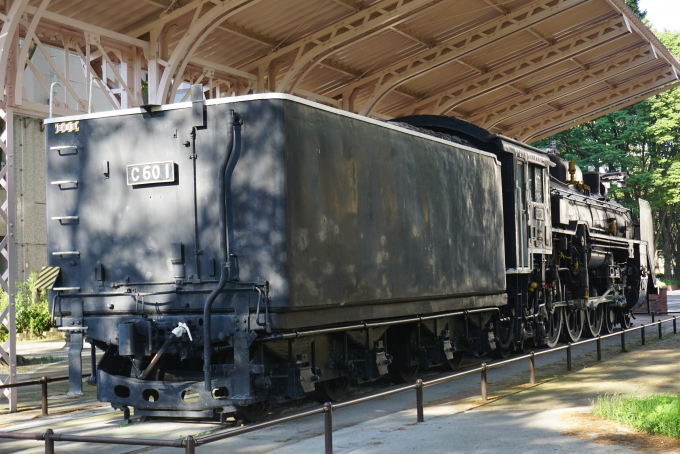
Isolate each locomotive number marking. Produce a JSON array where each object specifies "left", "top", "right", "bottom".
[{"left": 127, "top": 161, "right": 175, "bottom": 186}]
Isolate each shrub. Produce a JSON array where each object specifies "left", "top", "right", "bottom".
[{"left": 0, "top": 271, "right": 52, "bottom": 340}]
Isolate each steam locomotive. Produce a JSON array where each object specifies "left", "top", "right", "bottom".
[{"left": 44, "top": 90, "right": 655, "bottom": 420}]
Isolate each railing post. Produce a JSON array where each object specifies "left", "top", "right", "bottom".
[
  {"left": 652, "top": 312, "right": 655, "bottom": 323},
  {"left": 481, "top": 363, "right": 487, "bottom": 402},
  {"left": 566, "top": 343, "right": 572, "bottom": 371},
  {"left": 41, "top": 376, "right": 48, "bottom": 416},
  {"left": 641, "top": 324, "right": 646, "bottom": 345},
  {"left": 658, "top": 320, "right": 663, "bottom": 339},
  {"left": 44, "top": 428, "right": 54, "bottom": 454},
  {"left": 324, "top": 402, "right": 333, "bottom": 454},
  {"left": 184, "top": 435, "right": 195, "bottom": 454},
  {"left": 415, "top": 379, "right": 424, "bottom": 423},
  {"left": 621, "top": 329, "right": 626, "bottom": 352},
  {"left": 529, "top": 352, "right": 535, "bottom": 385},
  {"left": 596, "top": 335, "right": 601, "bottom": 361},
  {"left": 674, "top": 316, "right": 677, "bottom": 334}
]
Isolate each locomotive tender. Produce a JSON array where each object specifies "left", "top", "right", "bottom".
[{"left": 44, "top": 90, "right": 654, "bottom": 419}]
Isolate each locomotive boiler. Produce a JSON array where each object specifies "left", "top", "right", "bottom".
[{"left": 43, "top": 90, "right": 654, "bottom": 419}]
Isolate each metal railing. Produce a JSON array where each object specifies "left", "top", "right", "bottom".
[
  {"left": 0, "top": 374, "right": 90, "bottom": 417},
  {"left": 1, "top": 315, "right": 677, "bottom": 454}
]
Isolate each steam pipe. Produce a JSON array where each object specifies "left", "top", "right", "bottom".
[
  {"left": 203, "top": 110, "right": 236, "bottom": 391},
  {"left": 138, "top": 335, "right": 174, "bottom": 380}
]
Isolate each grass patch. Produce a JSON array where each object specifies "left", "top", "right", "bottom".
[{"left": 593, "top": 393, "right": 680, "bottom": 438}]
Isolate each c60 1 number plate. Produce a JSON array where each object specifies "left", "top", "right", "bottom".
[{"left": 127, "top": 161, "right": 175, "bottom": 186}]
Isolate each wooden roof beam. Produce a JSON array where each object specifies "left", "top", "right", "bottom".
[
  {"left": 320, "top": 59, "right": 424, "bottom": 99},
  {"left": 330, "top": 0, "right": 363, "bottom": 11},
  {"left": 472, "top": 45, "right": 658, "bottom": 128},
  {"left": 243, "top": 0, "right": 438, "bottom": 92},
  {"left": 320, "top": 59, "right": 362, "bottom": 78},
  {"left": 390, "top": 25, "right": 435, "bottom": 48},
  {"left": 23, "top": 4, "right": 150, "bottom": 49},
  {"left": 125, "top": 0, "right": 203, "bottom": 37},
  {"left": 504, "top": 66, "right": 678, "bottom": 139},
  {"left": 481, "top": 0, "right": 508, "bottom": 14},
  {"left": 156, "top": 0, "right": 259, "bottom": 103},
  {"left": 527, "top": 80, "right": 680, "bottom": 142},
  {"left": 338, "top": 0, "right": 590, "bottom": 116},
  {"left": 457, "top": 59, "right": 487, "bottom": 74},
  {"left": 386, "top": 15, "right": 630, "bottom": 117},
  {"left": 507, "top": 84, "right": 529, "bottom": 95},
  {"left": 218, "top": 22, "right": 278, "bottom": 47},
  {"left": 138, "top": 0, "right": 173, "bottom": 8},
  {"left": 570, "top": 57, "right": 589, "bottom": 70},
  {"left": 526, "top": 27, "right": 555, "bottom": 46}
]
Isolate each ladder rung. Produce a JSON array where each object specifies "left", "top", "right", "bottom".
[
  {"left": 52, "top": 287, "right": 81, "bottom": 292},
  {"left": 51, "top": 180, "right": 78, "bottom": 188},
  {"left": 52, "top": 216, "right": 79, "bottom": 221},
  {"left": 52, "top": 251, "right": 80, "bottom": 256},
  {"left": 50, "top": 146, "right": 77, "bottom": 151}
]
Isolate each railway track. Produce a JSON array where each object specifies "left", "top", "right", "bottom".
[{"left": 0, "top": 312, "right": 664, "bottom": 453}]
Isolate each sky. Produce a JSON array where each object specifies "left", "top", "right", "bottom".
[{"left": 638, "top": 0, "right": 680, "bottom": 32}]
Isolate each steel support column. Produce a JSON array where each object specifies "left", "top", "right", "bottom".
[{"left": 0, "top": 107, "right": 17, "bottom": 412}]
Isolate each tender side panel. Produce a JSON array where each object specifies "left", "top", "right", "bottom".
[{"left": 282, "top": 102, "right": 506, "bottom": 312}]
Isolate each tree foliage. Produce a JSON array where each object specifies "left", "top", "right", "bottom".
[{"left": 534, "top": 24, "right": 680, "bottom": 276}]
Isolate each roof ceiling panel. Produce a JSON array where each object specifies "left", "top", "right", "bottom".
[{"left": 10, "top": 0, "right": 680, "bottom": 141}]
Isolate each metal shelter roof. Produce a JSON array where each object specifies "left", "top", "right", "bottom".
[{"left": 1, "top": 0, "right": 679, "bottom": 142}]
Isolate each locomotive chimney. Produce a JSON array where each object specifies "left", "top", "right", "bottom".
[{"left": 583, "top": 172, "right": 601, "bottom": 196}]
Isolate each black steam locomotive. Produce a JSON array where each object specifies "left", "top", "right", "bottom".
[{"left": 44, "top": 90, "right": 655, "bottom": 420}]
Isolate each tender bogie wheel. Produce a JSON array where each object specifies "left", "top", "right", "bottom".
[
  {"left": 315, "top": 377, "right": 350, "bottom": 402},
  {"left": 446, "top": 351, "right": 465, "bottom": 371},
  {"left": 544, "top": 307, "right": 562, "bottom": 348},
  {"left": 561, "top": 307, "right": 584, "bottom": 343},
  {"left": 585, "top": 304, "right": 604, "bottom": 338},
  {"left": 602, "top": 305, "right": 615, "bottom": 334},
  {"left": 389, "top": 365, "right": 419, "bottom": 383},
  {"left": 235, "top": 401, "right": 271, "bottom": 423}
]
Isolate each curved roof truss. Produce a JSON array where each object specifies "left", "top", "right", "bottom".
[{"left": 0, "top": 0, "right": 678, "bottom": 142}]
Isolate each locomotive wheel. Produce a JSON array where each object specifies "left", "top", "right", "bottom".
[
  {"left": 544, "top": 308, "right": 562, "bottom": 348},
  {"left": 235, "top": 401, "right": 271, "bottom": 423},
  {"left": 618, "top": 310, "right": 633, "bottom": 330},
  {"left": 585, "top": 305, "right": 604, "bottom": 338},
  {"left": 561, "top": 307, "right": 584, "bottom": 343},
  {"left": 446, "top": 351, "right": 465, "bottom": 371},
  {"left": 390, "top": 365, "right": 419, "bottom": 383},
  {"left": 315, "top": 377, "right": 350, "bottom": 402},
  {"left": 494, "top": 347, "right": 512, "bottom": 359},
  {"left": 602, "top": 305, "right": 616, "bottom": 334}
]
